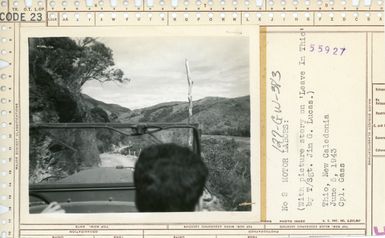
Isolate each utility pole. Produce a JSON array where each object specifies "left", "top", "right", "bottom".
[
  {"left": 185, "top": 59, "right": 193, "bottom": 124},
  {"left": 185, "top": 59, "right": 193, "bottom": 147}
]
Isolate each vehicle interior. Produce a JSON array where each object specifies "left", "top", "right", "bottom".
[{"left": 29, "top": 123, "right": 201, "bottom": 213}]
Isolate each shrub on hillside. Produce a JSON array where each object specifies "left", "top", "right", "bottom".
[{"left": 201, "top": 137, "right": 251, "bottom": 211}]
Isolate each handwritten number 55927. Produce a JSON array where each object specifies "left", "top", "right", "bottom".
[{"left": 309, "top": 44, "right": 346, "bottom": 56}]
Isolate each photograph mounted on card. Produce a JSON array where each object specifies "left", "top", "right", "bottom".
[{"left": 19, "top": 26, "right": 260, "bottom": 223}]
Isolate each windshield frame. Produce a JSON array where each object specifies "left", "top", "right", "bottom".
[{"left": 30, "top": 122, "right": 201, "bottom": 157}]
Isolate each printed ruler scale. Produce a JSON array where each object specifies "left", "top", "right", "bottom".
[
  {"left": 0, "top": 22, "right": 14, "bottom": 238},
  {"left": 0, "top": 0, "right": 383, "bottom": 25},
  {"left": 0, "top": 0, "right": 384, "bottom": 237}
]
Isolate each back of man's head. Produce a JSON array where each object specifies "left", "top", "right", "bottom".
[{"left": 134, "top": 143, "right": 208, "bottom": 212}]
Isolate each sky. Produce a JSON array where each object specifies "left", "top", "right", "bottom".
[{"left": 81, "top": 36, "right": 250, "bottom": 109}]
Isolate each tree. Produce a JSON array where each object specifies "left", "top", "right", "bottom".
[
  {"left": 30, "top": 37, "right": 130, "bottom": 95},
  {"left": 72, "top": 37, "right": 130, "bottom": 91}
]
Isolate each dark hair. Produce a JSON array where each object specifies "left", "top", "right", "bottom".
[{"left": 134, "top": 143, "right": 208, "bottom": 212}]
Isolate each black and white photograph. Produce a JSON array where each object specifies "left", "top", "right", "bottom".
[{"left": 28, "top": 35, "right": 252, "bottom": 214}]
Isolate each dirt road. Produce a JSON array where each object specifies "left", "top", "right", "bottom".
[{"left": 100, "top": 153, "right": 138, "bottom": 168}]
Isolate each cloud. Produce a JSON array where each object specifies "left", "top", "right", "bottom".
[{"left": 82, "top": 36, "right": 249, "bottom": 109}]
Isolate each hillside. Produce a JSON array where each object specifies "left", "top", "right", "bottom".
[
  {"left": 82, "top": 93, "right": 131, "bottom": 116},
  {"left": 29, "top": 37, "right": 129, "bottom": 184},
  {"left": 118, "top": 96, "right": 250, "bottom": 136}
]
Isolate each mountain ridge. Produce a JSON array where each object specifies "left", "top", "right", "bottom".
[
  {"left": 121, "top": 95, "right": 250, "bottom": 136},
  {"left": 82, "top": 94, "right": 250, "bottom": 136},
  {"left": 82, "top": 93, "right": 131, "bottom": 116}
]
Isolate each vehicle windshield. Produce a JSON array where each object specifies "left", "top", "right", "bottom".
[{"left": 29, "top": 124, "right": 196, "bottom": 185}]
